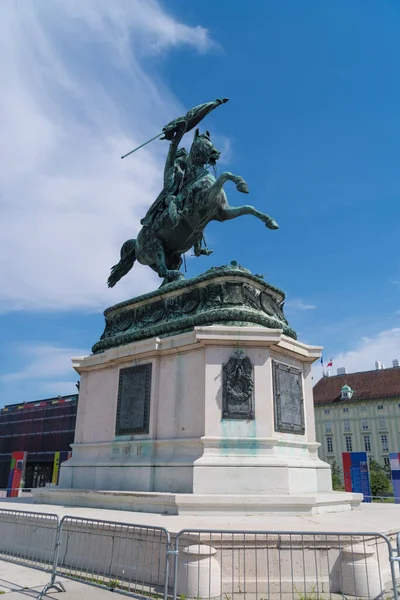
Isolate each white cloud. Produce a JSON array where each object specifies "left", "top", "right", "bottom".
[
  {"left": 331, "top": 328, "right": 400, "bottom": 373},
  {"left": 40, "top": 381, "right": 80, "bottom": 397},
  {"left": 1, "top": 344, "right": 87, "bottom": 383},
  {"left": 0, "top": 343, "right": 86, "bottom": 405},
  {"left": 58, "top": 0, "right": 213, "bottom": 56},
  {"left": 285, "top": 298, "right": 316, "bottom": 311},
  {"left": 0, "top": 343, "right": 87, "bottom": 405},
  {"left": 313, "top": 327, "right": 400, "bottom": 383},
  {"left": 0, "top": 1, "right": 213, "bottom": 312}
]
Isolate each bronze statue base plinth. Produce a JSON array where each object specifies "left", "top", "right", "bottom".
[{"left": 93, "top": 264, "right": 296, "bottom": 354}]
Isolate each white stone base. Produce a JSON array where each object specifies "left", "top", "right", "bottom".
[
  {"left": 57, "top": 442, "right": 335, "bottom": 495},
  {"left": 32, "top": 488, "right": 362, "bottom": 516},
  {"left": 59, "top": 325, "right": 361, "bottom": 515}
]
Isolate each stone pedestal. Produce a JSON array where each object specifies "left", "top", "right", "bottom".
[{"left": 43, "top": 267, "right": 361, "bottom": 514}]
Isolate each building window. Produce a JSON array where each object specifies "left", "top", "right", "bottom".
[
  {"left": 325, "top": 421, "right": 332, "bottom": 433},
  {"left": 345, "top": 436, "right": 353, "bottom": 452},
  {"left": 360, "top": 406, "right": 367, "bottom": 412},
  {"left": 381, "top": 435, "right": 389, "bottom": 452},
  {"left": 344, "top": 419, "right": 351, "bottom": 432},
  {"left": 326, "top": 436, "right": 333, "bottom": 453},
  {"left": 343, "top": 407, "right": 349, "bottom": 413},
  {"left": 377, "top": 405, "right": 384, "bottom": 410},
  {"left": 324, "top": 409, "right": 330, "bottom": 415},
  {"left": 364, "top": 435, "right": 371, "bottom": 452},
  {"left": 378, "top": 417, "right": 387, "bottom": 430},
  {"left": 384, "top": 457, "right": 390, "bottom": 467},
  {"left": 361, "top": 419, "right": 369, "bottom": 430}
]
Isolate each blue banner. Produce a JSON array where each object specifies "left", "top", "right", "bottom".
[
  {"left": 390, "top": 453, "right": 400, "bottom": 504},
  {"left": 342, "top": 452, "right": 371, "bottom": 502}
]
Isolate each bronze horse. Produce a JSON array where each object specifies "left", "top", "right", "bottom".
[{"left": 108, "top": 116, "right": 278, "bottom": 288}]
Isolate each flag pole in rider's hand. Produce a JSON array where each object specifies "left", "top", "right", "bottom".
[
  {"left": 121, "top": 98, "right": 229, "bottom": 159},
  {"left": 121, "top": 132, "right": 164, "bottom": 159}
]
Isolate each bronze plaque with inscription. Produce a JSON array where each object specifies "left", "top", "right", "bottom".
[
  {"left": 115, "top": 364, "right": 152, "bottom": 435},
  {"left": 272, "top": 360, "right": 305, "bottom": 434}
]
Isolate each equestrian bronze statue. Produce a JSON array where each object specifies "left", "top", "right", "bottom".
[{"left": 108, "top": 98, "right": 278, "bottom": 288}]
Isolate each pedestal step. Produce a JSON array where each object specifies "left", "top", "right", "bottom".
[{"left": 33, "top": 488, "right": 362, "bottom": 516}]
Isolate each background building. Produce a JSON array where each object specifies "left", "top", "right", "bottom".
[
  {"left": 313, "top": 360, "right": 400, "bottom": 477},
  {"left": 0, "top": 394, "right": 78, "bottom": 489}
]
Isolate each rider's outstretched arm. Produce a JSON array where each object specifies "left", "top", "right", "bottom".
[{"left": 163, "top": 122, "right": 186, "bottom": 187}]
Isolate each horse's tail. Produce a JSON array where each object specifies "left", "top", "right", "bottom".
[{"left": 107, "top": 239, "right": 136, "bottom": 288}]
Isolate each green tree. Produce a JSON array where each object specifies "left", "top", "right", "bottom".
[
  {"left": 369, "top": 459, "right": 392, "bottom": 497},
  {"left": 332, "top": 473, "right": 343, "bottom": 490},
  {"left": 369, "top": 458, "right": 383, "bottom": 472},
  {"left": 331, "top": 460, "right": 344, "bottom": 491},
  {"left": 370, "top": 470, "right": 391, "bottom": 496},
  {"left": 383, "top": 462, "right": 392, "bottom": 479}
]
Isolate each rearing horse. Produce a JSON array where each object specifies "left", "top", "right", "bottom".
[{"left": 108, "top": 128, "right": 278, "bottom": 287}]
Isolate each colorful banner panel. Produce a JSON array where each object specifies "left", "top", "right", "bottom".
[
  {"left": 342, "top": 452, "right": 371, "bottom": 502},
  {"left": 51, "top": 451, "right": 71, "bottom": 485},
  {"left": 390, "top": 452, "right": 400, "bottom": 504},
  {"left": 7, "top": 451, "right": 27, "bottom": 497}
]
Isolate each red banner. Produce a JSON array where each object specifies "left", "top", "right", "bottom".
[
  {"left": 342, "top": 452, "right": 352, "bottom": 492},
  {"left": 9, "top": 451, "right": 27, "bottom": 497}
]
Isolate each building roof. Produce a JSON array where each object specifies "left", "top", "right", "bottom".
[
  {"left": 313, "top": 368, "right": 400, "bottom": 404},
  {"left": 1, "top": 394, "right": 78, "bottom": 414}
]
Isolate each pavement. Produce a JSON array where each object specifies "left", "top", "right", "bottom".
[
  {"left": 0, "top": 561, "right": 116, "bottom": 598},
  {"left": 1, "top": 497, "right": 400, "bottom": 534}
]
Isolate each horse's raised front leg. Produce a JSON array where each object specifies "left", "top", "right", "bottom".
[
  {"left": 206, "top": 171, "right": 249, "bottom": 203},
  {"left": 216, "top": 204, "right": 279, "bottom": 230}
]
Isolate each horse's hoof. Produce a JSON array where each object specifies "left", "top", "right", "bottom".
[
  {"left": 169, "top": 270, "right": 184, "bottom": 281},
  {"left": 160, "top": 271, "right": 184, "bottom": 287},
  {"left": 266, "top": 218, "right": 279, "bottom": 230},
  {"left": 236, "top": 181, "right": 249, "bottom": 194}
]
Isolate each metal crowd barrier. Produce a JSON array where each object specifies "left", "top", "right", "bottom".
[
  {"left": 364, "top": 495, "right": 400, "bottom": 504},
  {"left": 0, "top": 508, "right": 59, "bottom": 572},
  {"left": 173, "top": 529, "right": 400, "bottom": 600},
  {"left": 0, "top": 508, "right": 400, "bottom": 600},
  {"left": 53, "top": 516, "right": 171, "bottom": 599}
]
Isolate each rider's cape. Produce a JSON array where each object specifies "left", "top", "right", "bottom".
[{"left": 140, "top": 159, "right": 185, "bottom": 228}]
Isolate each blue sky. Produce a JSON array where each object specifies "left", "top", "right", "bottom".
[{"left": 1, "top": 0, "right": 399, "bottom": 406}]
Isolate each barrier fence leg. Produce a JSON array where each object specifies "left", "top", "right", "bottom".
[
  {"left": 36, "top": 520, "right": 65, "bottom": 599},
  {"left": 171, "top": 537, "right": 180, "bottom": 600},
  {"left": 390, "top": 554, "right": 400, "bottom": 600},
  {"left": 164, "top": 535, "right": 174, "bottom": 600},
  {"left": 388, "top": 534, "right": 400, "bottom": 600}
]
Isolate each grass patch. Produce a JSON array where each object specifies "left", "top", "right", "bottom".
[
  {"left": 60, "top": 571, "right": 163, "bottom": 598},
  {"left": 372, "top": 496, "right": 395, "bottom": 503}
]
